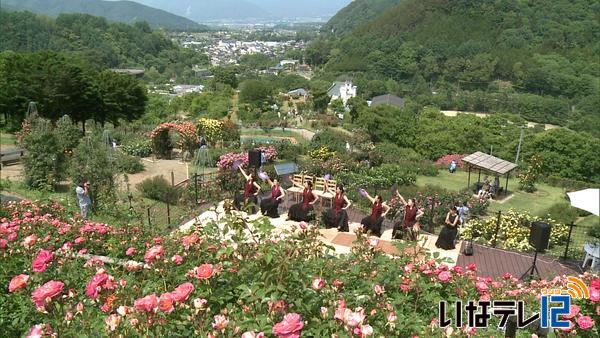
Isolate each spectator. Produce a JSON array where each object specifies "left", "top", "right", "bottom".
[
  {"left": 448, "top": 160, "right": 457, "bottom": 173},
  {"left": 457, "top": 201, "right": 470, "bottom": 225},
  {"left": 76, "top": 180, "right": 92, "bottom": 219}
]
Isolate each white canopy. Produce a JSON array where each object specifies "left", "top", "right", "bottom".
[{"left": 567, "top": 188, "right": 599, "bottom": 216}]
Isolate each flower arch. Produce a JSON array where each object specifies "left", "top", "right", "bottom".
[{"left": 150, "top": 122, "right": 198, "bottom": 159}]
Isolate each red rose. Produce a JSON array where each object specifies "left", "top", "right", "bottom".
[
  {"left": 32, "top": 249, "right": 54, "bottom": 273},
  {"left": 31, "top": 280, "right": 64, "bottom": 310},
  {"left": 158, "top": 293, "right": 175, "bottom": 313},
  {"left": 194, "top": 264, "right": 214, "bottom": 280},
  {"left": 9, "top": 274, "right": 29, "bottom": 293},
  {"left": 272, "top": 313, "right": 304, "bottom": 338},
  {"left": 171, "top": 282, "right": 194, "bottom": 303}
]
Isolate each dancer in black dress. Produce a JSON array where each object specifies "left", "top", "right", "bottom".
[
  {"left": 435, "top": 207, "right": 460, "bottom": 250},
  {"left": 288, "top": 181, "right": 319, "bottom": 222},
  {"left": 360, "top": 190, "right": 390, "bottom": 237},
  {"left": 233, "top": 166, "right": 261, "bottom": 213},
  {"left": 260, "top": 177, "right": 285, "bottom": 218},
  {"left": 321, "top": 185, "right": 352, "bottom": 232}
]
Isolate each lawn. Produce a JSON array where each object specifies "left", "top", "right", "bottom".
[
  {"left": 0, "top": 132, "right": 16, "bottom": 147},
  {"left": 241, "top": 127, "right": 309, "bottom": 144},
  {"left": 416, "top": 170, "right": 568, "bottom": 216}
]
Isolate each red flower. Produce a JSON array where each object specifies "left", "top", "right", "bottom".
[
  {"left": 171, "top": 282, "right": 194, "bottom": 302},
  {"left": 272, "top": 313, "right": 304, "bottom": 338},
  {"left": 9, "top": 274, "right": 29, "bottom": 293},
  {"left": 32, "top": 249, "right": 54, "bottom": 273},
  {"left": 144, "top": 245, "right": 164, "bottom": 264},
  {"left": 31, "top": 280, "right": 64, "bottom": 310},
  {"left": 134, "top": 294, "right": 158, "bottom": 313},
  {"left": 85, "top": 273, "right": 109, "bottom": 299},
  {"left": 194, "top": 264, "right": 214, "bottom": 280},
  {"left": 158, "top": 293, "right": 175, "bottom": 313}
]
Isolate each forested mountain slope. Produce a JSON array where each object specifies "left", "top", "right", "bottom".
[
  {"left": 322, "top": 0, "right": 402, "bottom": 35},
  {"left": 320, "top": 0, "right": 599, "bottom": 134},
  {"left": 2, "top": 0, "right": 206, "bottom": 30}
]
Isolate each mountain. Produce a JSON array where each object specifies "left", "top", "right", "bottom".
[
  {"left": 130, "top": 0, "right": 266, "bottom": 21},
  {"left": 131, "top": 0, "right": 351, "bottom": 22},
  {"left": 323, "top": 0, "right": 403, "bottom": 35},
  {"left": 321, "top": 0, "right": 599, "bottom": 131},
  {"left": 2, "top": 0, "right": 206, "bottom": 30}
]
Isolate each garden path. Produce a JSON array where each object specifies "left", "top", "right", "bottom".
[{"left": 125, "top": 158, "right": 216, "bottom": 190}]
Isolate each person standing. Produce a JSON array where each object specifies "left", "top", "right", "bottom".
[
  {"left": 360, "top": 190, "right": 390, "bottom": 237},
  {"left": 76, "top": 180, "right": 92, "bottom": 219},
  {"left": 435, "top": 207, "right": 460, "bottom": 250},
  {"left": 395, "top": 191, "right": 424, "bottom": 240},
  {"left": 234, "top": 166, "right": 261, "bottom": 213},
  {"left": 457, "top": 201, "right": 470, "bottom": 226},
  {"left": 260, "top": 178, "right": 285, "bottom": 218},
  {"left": 321, "top": 185, "right": 352, "bottom": 232}
]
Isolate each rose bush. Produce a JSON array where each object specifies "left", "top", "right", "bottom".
[{"left": 0, "top": 200, "right": 598, "bottom": 337}]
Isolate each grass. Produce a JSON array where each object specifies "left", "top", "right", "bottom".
[
  {"left": 416, "top": 169, "right": 567, "bottom": 216},
  {"left": 241, "top": 127, "right": 308, "bottom": 145},
  {"left": 1, "top": 132, "right": 17, "bottom": 147}
]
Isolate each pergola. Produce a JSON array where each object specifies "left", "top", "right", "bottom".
[{"left": 462, "top": 152, "right": 518, "bottom": 195}]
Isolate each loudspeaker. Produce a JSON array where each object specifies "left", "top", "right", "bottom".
[
  {"left": 529, "top": 221, "right": 551, "bottom": 252},
  {"left": 248, "top": 150, "right": 262, "bottom": 168}
]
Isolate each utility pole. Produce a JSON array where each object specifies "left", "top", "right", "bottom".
[{"left": 515, "top": 127, "right": 525, "bottom": 164}]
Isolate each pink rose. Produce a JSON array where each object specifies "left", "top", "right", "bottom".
[
  {"left": 23, "top": 234, "right": 37, "bottom": 248},
  {"left": 171, "top": 254, "right": 183, "bottom": 265},
  {"left": 298, "top": 221, "right": 307, "bottom": 230},
  {"left": 438, "top": 271, "right": 451, "bottom": 283},
  {"left": 85, "top": 273, "right": 109, "bottom": 299},
  {"left": 125, "top": 247, "right": 136, "bottom": 256},
  {"left": 74, "top": 237, "right": 86, "bottom": 245},
  {"left": 345, "top": 308, "right": 366, "bottom": 328},
  {"left": 387, "top": 311, "right": 397, "bottom": 322},
  {"left": 144, "top": 245, "right": 164, "bottom": 264},
  {"left": 591, "top": 279, "right": 600, "bottom": 290},
  {"left": 311, "top": 277, "right": 325, "bottom": 290},
  {"left": 374, "top": 284, "right": 384, "bottom": 295},
  {"left": 194, "top": 264, "right": 214, "bottom": 280},
  {"left": 564, "top": 305, "right": 580, "bottom": 319},
  {"left": 241, "top": 332, "right": 264, "bottom": 338},
  {"left": 31, "top": 280, "right": 64, "bottom": 310},
  {"left": 0, "top": 238, "right": 8, "bottom": 249},
  {"left": 9, "top": 274, "right": 29, "bottom": 293},
  {"left": 32, "top": 249, "right": 54, "bottom": 273},
  {"left": 158, "top": 293, "right": 175, "bottom": 313},
  {"left": 475, "top": 281, "right": 488, "bottom": 293},
  {"left": 106, "top": 314, "right": 120, "bottom": 332},
  {"left": 212, "top": 314, "right": 229, "bottom": 331},
  {"left": 26, "top": 324, "right": 43, "bottom": 338},
  {"left": 272, "top": 313, "right": 304, "bottom": 338},
  {"left": 361, "top": 324, "right": 373, "bottom": 336},
  {"left": 577, "top": 316, "right": 594, "bottom": 330},
  {"left": 134, "top": 294, "right": 158, "bottom": 313},
  {"left": 590, "top": 287, "right": 600, "bottom": 302},
  {"left": 171, "top": 282, "right": 194, "bottom": 303},
  {"left": 466, "top": 263, "right": 477, "bottom": 271}
]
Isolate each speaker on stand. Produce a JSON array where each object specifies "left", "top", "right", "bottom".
[
  {"left": 520, "top": 221, "right": 551, "bottom": 280},
  {"left": 248, "top": 150, "right": 262, "bottom": 168}
]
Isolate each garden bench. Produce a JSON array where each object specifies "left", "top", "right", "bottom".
[{"left": 0, "top": 148, "right": 24, "bottom": 169}]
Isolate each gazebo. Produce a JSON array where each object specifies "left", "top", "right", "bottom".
[{"left": 462, "top": 152, "right": 518, "bottom": 195}]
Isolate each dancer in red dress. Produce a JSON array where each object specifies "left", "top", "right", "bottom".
[
  {"left": 288, "top": 181, "right": 319, "bottom": 222},
  {"left": 260, "top": 178, "right": 285, "bottom": 218},
  {"left": 395, "top": 191, "right": 424, "bottom": 240},
  {"left": 360, "top": 190, "right": 390, "bottom": 237},
  {"left": 234, "top": 166, "right": 261, "bottom": 213},
  {"left": 321, "top": 185, "right": 352, "bottom": 231}
]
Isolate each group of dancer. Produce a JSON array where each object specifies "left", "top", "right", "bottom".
[{"left": 233, "top": 166, "right": 462, "bottom": 250}]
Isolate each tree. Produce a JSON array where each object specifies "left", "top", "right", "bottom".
[
  {"left": 329, "top": 99, "right": 345, "bottom": 115},
  {"left": 22, "top": 118, "right": 62, "bottom": 190},
  {"left": 239, "top": 79, "right": 273, "bottom": 108},
  {"left": 311, "top": 89, "right": 330, "bottom": 113},
  {"left": 346, "top": 97, "right": 367, "bottom": 123},
  {"left": 94, "top": 70, "right": 147, "bottom": 126},
  {"left": 210, "top": 67, "right": 238, "bottom": 89}
]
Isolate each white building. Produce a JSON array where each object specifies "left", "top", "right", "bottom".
[
  {"left": 327, "top": 81, "right": 357, "bottom": 105},
  {"left": 173, "top": 85, "right": 204, "bottom": 96}
]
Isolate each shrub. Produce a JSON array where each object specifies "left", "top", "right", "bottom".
[
  {"left": 122, "top": 138, "right": 153, "bottom": 157},
  {"left": 461, "top": 209, "right": 569, "bottom": 251},
  {"left": 435, "top": 154, "right": 467, "bottom": 168},
  {"left": 136, "top": 175, "right": 182, "bottom": 205},
  {"left": 22, "top": 118, "right": 64, "bottom": 190},
  {"left": 372, "top": 143, "right": 423, "bottom": 164},
  {"left": 274, "top": 141, "right": 305, "bottom": 161},
  {"left": 588, "top": 224, "right": 600, "bottom": 240},
  {"left": 519, "top": 155, "right": 543, "bottom": 192},
  {"left": 115, "top": 152, "right": 144, "bottom": 174},
  {"left": 541, "top": 202, "right": 578, "bottom": 226},
  {"left": 311, "top": 128, "right": 347, "bottom": 153},
  {"left": 54, "top": 115, "right": 82, "bottom": 153},
  {"left": 308, "top": 145, "right": 336, "bottom": 161}
]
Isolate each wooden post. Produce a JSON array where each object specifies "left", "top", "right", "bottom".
[
  {"left": 171, "top": 171, "right": 175, "bottom": 186},
  {"left": 563, "top": 222, "right": 575, "bottom": 260},
  {"left": 166, "top": 203, "right": 171, "bottom": 225},
  {"left": 505, "top": 173, "right": 510, "bottom": 195},
  {"left": 467, "top": 166, "right": 472, "bottom": 190},
  {"left": 477, "top": 169, "right": 481, "bottom": 184}
]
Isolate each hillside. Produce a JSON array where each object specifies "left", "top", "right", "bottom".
[
  {"left": 132, "top": 0, "right": 351, "bottom": 21},
  {"left": 321, "top": 0, "right": 599, "bottom": 135},
  {"left": 0, "top": 10, "right": 207, "bottom": 78},
  {"left": 322, "top": 0, "right": 402, "bottom": 34},
  {"left": 2, "top": 0, "right": 206, "bottom": 30}
]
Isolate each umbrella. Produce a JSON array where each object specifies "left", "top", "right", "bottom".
[
  {"left": 358, "top": 188, "right": 367, "bottom": 198},
  {"left": 232, "top": 160, "right": 243, "bottom": 170},
  {"left": 323, "top": 173, "right": 331, "bottom": 180},
  {"left": 258, "top": 171, "right": 269, "bottom": 182},
  {"left": 567, "top": 188, "right": 599, "bottom": 216}
]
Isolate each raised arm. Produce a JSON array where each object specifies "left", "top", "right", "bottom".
[
  {"left": 239, "top": 166, "right": 250, "bottom": 180},
  {"left": 363, "top": 190, "right": 376, "bottom": 204},
  {"left": 396, "top": 191, "right": 407, "bottom": 206}
]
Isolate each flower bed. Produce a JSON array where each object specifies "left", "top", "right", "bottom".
[
  {"left": 216, "top": 146, "right": 277, "bottom": 169},
  {"left": 1, "top": 200, "right": 598, "bottom": 337},
  {"left": 436, "top": 154, "right": 468, "bottom": 168}
]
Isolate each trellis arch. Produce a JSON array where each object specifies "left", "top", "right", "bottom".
[{"left": 150, "top": 122, "right": 198, "bottom": 159}]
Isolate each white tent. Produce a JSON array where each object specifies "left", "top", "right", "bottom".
[{"left": 567, "top": 188, "right": 599, "bottom": 216}]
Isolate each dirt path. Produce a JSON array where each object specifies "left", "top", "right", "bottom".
[
  {"left": 124, "top": 158, "right": 217, "bottom": 191},
  {"left": 440, "top": 110, "right": 559, "bottom": 131}
]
